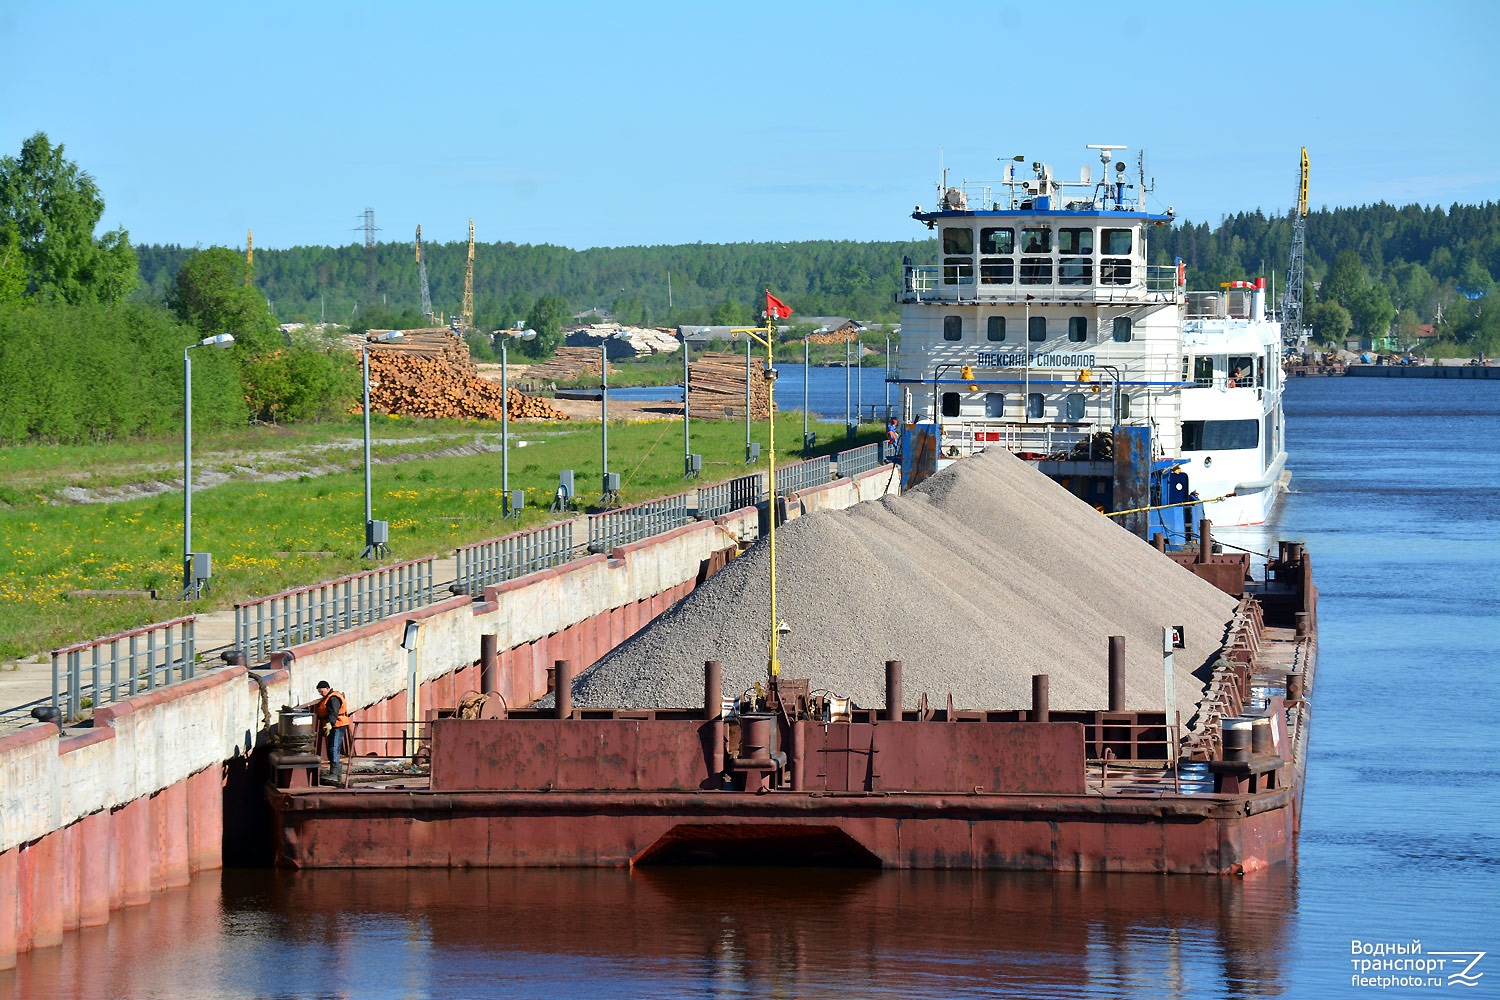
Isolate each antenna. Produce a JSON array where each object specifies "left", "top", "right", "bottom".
[{"left": 354, "top": 208, "right": 380, "bottom": 308}]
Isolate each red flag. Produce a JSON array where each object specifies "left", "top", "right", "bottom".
[{"left": 765, "top": 291, "right": 793, "bottom": 319}]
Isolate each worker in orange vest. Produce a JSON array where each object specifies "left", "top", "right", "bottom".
[{"left": 315, "top": 680, "right": 352, "bottom": 786}]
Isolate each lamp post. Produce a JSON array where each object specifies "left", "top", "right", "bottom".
[
  {"left": 502, "top": 330, "right": 536, "bottom": 516},
  {"left": 361, "top": 330, "right": 403, "bottom": 558},
  {"left": 803, "top": 337, "right": 810, "bottom": 455},
  {"left": 181, "top": 333, "right": 235, "bottom": 599}
]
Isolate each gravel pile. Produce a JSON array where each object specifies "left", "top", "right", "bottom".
[{"left": 556, "top": 448, "right": 1238, "bottom": 721}]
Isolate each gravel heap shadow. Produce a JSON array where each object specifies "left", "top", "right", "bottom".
[{"left": 560, "top": 448, "right": 1238, "bottom": 723}]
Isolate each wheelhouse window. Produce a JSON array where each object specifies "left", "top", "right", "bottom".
[
  {"left": 942, "top": 228, "right": 974, "bottom": 285},
  {"left": 1193, "top": 356, "right": 1214, "bottom": 386},
  {"left": 943, "top": 228, "right": 974, "bottom": 254},
  {"left": 1058, "top": 228, "right": 1093, "bottom": 255},
  {"left": 941, "top": 392, "right": 961, "bottom": 417},
  {"left": 980, "top": 228, "right": 1014, "bottom": 254},
  {"left": 1020, "top": 258, "right": 1053, "bottom": 284},
  {"left": 1181, "top": 419, "right": 1260, "bottom": 451},
  {"left": 1059, "top": 259, "right": 1092, "bottom": 284},
  {"left": 1118, "top": 393, "right": 1132, "bottom": 419},
  {"left": 1021, "top": 228, "right": 1051, "bottom": 254},
  {"left": 1103, "top": 229, "right": 1133, "bottom": 255},
  {"left": 981, "top": 259, "right": 1014, "bottom": 284},
  {"left": 1101, "top": 258, "right": 1131, "bottom": 284},
  {"left": 1064, "top": 393, "right": 1086, "bottom": 421},
  {"left": 1228, "top": 355, "right": 1254, "bottom": 386},
  {"left": 1068, "top": 317, "right": 1088, "bottom": 342},
  {"left": 1028, "top": 316, "right": 1047, "bottom": 342},
  {"left": 1026, "top": 393, "right": 1044, "bottom": 419},
  {"left": 943, "top": 315, "right": 963, "bottom": 341},
  {"left": 986, "top": 316, "right": 1007, "bottom": 342},
  {"left": 1112, "top": 317, "right": 1133, "bottom": 342},
  {"left": 984, "top": 392, "right": 1005, "bottom": 417}
]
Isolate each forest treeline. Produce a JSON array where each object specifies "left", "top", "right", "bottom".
[{"left": 135, "top": 200, "right": 1500, "bottom": 352}]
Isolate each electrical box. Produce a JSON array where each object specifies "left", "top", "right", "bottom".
[
  {"left": 558, "top": 470, "right": 574, "bottom": 497},
  {"left": 509, "top": 489, "right": 525, "bottom": 512},
  {"left": 804, "top": 432, "right": 817, "bottom": 451},
  {"left": 746, "top": 442, "right": 760, "bottom": 463},
  {"left": 367, "top": 519, "right": 389, "bottom": 545},
  {"left": 686, "top": 453, "right": 702, "bottom": 475},
  {"left": 603, "top": 472, "right": 620, "bottom": 493},
  {"left": 190, "top": 551, "right": 212, "bottom": 581}
]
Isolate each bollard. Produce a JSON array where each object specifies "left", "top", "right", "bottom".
[
  {"left": 1152, "top": 533, "right": 1166, "bottom": 552},
  {"left": 554, "top": 659, "right": 573, "bottom": 720},
  {"left": 1197, "top": 519, "right": 1213, "bottom": 564},
  {"left": 1031, "top": 674, "right": 1049, "bottom": 722},
  {"left": 704, "top": 660, "right": 723, "bottom": 780},
  {"left": 884, "top": 660, "right": 903, "bottom": 722},
  {"left": 1108, "top": 635, "right": 1126, "bottom": 712},
  {"left": 1251, "top": 717, "right": 1273, "bottom": 754},
  {"left": 1295, "top": 611, "right": 1311, "bottom": 637},
  {"left": 1222, "top": 718, "right": 1252, "bottom": 762},
  {"left": 479, "top": 634, "right": 497, "bottom": 693},
  {"left": 1287, "top": 673, "right": 1304, "bottom": 703}
]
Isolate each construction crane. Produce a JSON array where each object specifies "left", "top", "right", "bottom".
[
  {"left": 458, "top": 218, "right": 475, "bottom": 336},
  {"left": 415, "top": 225, "right": 433, "bottom": 323},
  {"left": 1282, "top": 147, "right": 1309, "bottom": 352},
  {"left": 245, "top": 229, "right": 253, "bottom": 286}
]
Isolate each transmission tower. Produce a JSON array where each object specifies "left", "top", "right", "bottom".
[
  {"left": 459, "top": 219, "right": 475, "bottom": 335},
  {"left": 415, "top": 224, "right": 433, "bottom": 322},
  {"left": 245, "top": 229, "right": 253, "bottom": 286},
  {"left": 356, "top": 207, "right": 380, "bottom": 308},
  {"left": 1282, "top": 148, "right": 1309, "bottom": 352}
]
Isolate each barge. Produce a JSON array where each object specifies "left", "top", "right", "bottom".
[{"left": 268, "top": 539, "right": 1315, "bottom": 875}]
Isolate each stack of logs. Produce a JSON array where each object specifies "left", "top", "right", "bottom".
[
  {"left": 360, "top": 329, "right": 568, "bottom": 421},
  {"left": 521, "top": 346, "right": 618, "bottom": 385},
  {"left": 688, "top": 351, "right": 773, "bottom": 421}
]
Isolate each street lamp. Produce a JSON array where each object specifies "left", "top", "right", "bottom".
[
  {"left": 502, "top": 329, "right": 536, "bottom": 517},
  {"left": 361, "top": 330, "right": 404, "bottom": 558},
  {"left": 180, "top": 333, "right": 235, "bottom": 599}
]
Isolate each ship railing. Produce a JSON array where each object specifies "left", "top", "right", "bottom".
[
  {"left": 698, "top": 472, "right": 765, "bottom": 520},
  {"left": 454, "top": 521, "right": 576, "bottom": 596},
  {"left": 776, "top": 456, "right": 832, "bottom": 496},
  {"left": 834, "top": 443, "right": 883, "bottom": 478},
  {"left": 236, "top": 558, "right": 434, "bottom": 664},
  {"left": 587, "top": 493, "right": 693, "bottom": 554},
  {"left": 938, "top": 421, "right": 1103, "bottom": 460},
  {"left": 51, "top": 616, "right": 196, "bottom": 722},
  {"left": 904, "top": 263, "right": 1180, "bottom": 305}
]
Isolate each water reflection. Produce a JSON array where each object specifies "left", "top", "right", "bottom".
[{"left": 5, "top": 866, "right": 1298, "bottom": 999}]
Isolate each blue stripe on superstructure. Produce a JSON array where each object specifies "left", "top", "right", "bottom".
[
  {"left": 889, "top": 378, "right": 1193, "bottom": 388},
  {"left": 913, "top": 209, "right": 1172, "bottom": 223}
]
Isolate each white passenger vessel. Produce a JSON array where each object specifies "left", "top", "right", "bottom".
[{"left": 893, "top": 145, "right": 1288, "bottom": 530}]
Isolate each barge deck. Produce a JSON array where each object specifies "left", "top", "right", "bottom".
[{"left": 268, "top": 543, "right": 1315, "bottom": 875}]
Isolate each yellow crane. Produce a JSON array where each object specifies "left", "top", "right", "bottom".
[{"left": 459, "top": 219, "right": 475, "bottom": 336}]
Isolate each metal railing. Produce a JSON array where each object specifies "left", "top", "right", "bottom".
[
  {"left": 455, "top": 521, "right": 575, "bottom": 596},
  {"left": 835, "top": 443, "right": 882, "bottom": 479},
  {"left": 52, "top": 616, "right": 196, "bottom": 721},
  {"left": 697, "top": 473, "right": 765, "bottom": 520},
  {"left": 902, "top": 262, "right": 1181, "bottom": 304},
  {"left": 587, "top": 493, "right": 693, "bottom": 554},
  {"left": 776, "top": 456, "right": 831, "bottom": 496},
  {"left": 938, "top": 420, "right": 1103, "bottom": 460},
  {"left": 236, "top": 557, "right": 434, "bottom": 663}
]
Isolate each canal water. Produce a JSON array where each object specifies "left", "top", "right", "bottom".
[{"left": 6, "top": 377, "right": 1497, "bottom": 998}]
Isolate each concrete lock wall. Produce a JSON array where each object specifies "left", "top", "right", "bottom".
[{"left": 0, "top": 466, "right": 898, "bottom": 969}]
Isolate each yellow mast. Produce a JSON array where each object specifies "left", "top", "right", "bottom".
[
  {"left": 731, "top": 301, "right": 783, "bottom": 680},
  {"left": 245, "top": 229, "right": 253, "bottom": 286}
]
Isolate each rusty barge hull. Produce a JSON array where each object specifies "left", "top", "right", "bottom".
[
  {"left": 272, "top": 784, "right": 1300, "bottom": 875},
  {"left": 268, "top": 542, "right": 1316, "bottom": 876}
]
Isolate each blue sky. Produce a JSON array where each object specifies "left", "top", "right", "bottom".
[{"left": 2, "top": 0, "right": 1497, "bottom": 251}]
